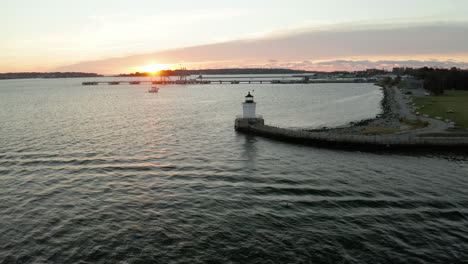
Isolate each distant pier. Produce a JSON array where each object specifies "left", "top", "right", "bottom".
[
  {"left": 82, "top": 78, "right": 376, "bottom": 86},
  {"left": 82, "top": 80, "right": 211, "bottom": 85}
]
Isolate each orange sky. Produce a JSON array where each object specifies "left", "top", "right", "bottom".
[
  {"left": 3, "top": 1, "right": 468, "bottom": 73},
  {"left": 50, "top": 23, "right": 468, "bottom": 74}
]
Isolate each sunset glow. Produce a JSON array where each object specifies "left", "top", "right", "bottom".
[
  {"left": 137, "top": 64, "right": 171, "bottom": 73},
  {"left": 2, "top": 1, "right": 468, "bottom": 73}
]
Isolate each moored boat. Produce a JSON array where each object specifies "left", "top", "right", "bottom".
[{"left": 148, "top": 86, "right": 159, "bottom": 93}]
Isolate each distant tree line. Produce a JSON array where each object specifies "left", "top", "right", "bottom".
[
  {"left": 118, "top": 68, "right": 312, "bottom": 77},
  {"left": 380, "top": 76, "right": 402, "bottom": 87},
  {"left": 377, "top": 67, "right": 468, "bottom": 95},
  {"left": 0, "top": 72, "right": 101, "bottom": 79},
  {"left": 356, "top": 69, "right": 387, "bottom": 78},
  {"left": 405, "top": 67, "right": 468, "bottom": 95}
]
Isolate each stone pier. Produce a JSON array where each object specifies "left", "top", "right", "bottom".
[
  {"left": 234, "top": 116, "right": 264, "bottom": 131},
  {"left": 235, "top": 122, "right": 468, "bottom": 151}
]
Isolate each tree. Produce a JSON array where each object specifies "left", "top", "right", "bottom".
[{"left": 380, "top": 76, "right": 393, "bottom": 86}]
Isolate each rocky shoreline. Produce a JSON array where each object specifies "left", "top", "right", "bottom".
[{"left": 308, "top": 85, "right": 402, "bottom": 134}]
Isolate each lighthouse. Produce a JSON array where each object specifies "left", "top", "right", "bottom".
[
  {"left": 235, "top": 92, "right": 264, "bottom": 131},
  {"left": 242, "top": 92, "right": 256, "bottom": 118}
]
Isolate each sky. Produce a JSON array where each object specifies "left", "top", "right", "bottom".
[{"left": 2, "top": 0, "right": 468, "bottom": 73}]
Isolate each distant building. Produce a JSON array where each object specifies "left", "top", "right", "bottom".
[
  {"left": 365, "top": 69, "right": 386, "bottom": 75},
  {"left": 375, "top": 73, "right": 398, "bottom": 80},
  {"left": 392, "top": 67, "right": 404, "bottom": 75}
]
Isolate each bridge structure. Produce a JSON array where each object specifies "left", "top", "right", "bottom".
[{"left": 82, "top": 75, "right": 374, "bottom": 86}]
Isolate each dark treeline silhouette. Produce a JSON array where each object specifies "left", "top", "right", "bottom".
[
  {"left": 405, "top": 67, "right": 468, "bottom": 95},
  {"left": 119, "top": 68, "right": 311, "bottom": 77},
  {"left": 380, "top": 76, "right": 402, "bottom": 87},
  {"left": 0, "top": 72, "right": 101, "bottom": 79}
]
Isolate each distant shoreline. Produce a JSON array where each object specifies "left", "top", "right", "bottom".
[
  {"left": 0, "top": 69, "right": 312, "bottom": 80},
  {"left": 0, "top": 72, "right": 102, "bottom": 80},
  {"left": 117, "top": 68, "right": 312, "bottom": 77}
]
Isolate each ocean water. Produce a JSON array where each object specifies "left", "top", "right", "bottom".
[{"left": 0, "top": 77, "right": 466, "bottom": 263}]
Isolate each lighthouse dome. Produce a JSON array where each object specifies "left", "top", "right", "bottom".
[{"left": 245, "top": 92, "right": 254, "bottom": 103}]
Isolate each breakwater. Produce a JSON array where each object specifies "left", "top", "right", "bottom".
[{"left": 236, "top": 124, "right": 468, "bottom": 151}]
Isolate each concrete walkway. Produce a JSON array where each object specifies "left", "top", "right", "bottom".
[
  {"left": 391, "top": 87, "right": 452, "bottom": 135},
  {"left": 241, "top": 124, "right": 468, "bottom": 150}
]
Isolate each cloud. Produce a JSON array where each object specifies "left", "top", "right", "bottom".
[
  {"left": 270, "top": 59, "right": 468, "bottom": 71},
  {"left": 55, "top": 22, "right": 468, "bottom": 73}
]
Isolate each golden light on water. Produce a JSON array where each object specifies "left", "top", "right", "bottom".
[{"left": 137, "top": 64, "right": 171, "bottom": 73}]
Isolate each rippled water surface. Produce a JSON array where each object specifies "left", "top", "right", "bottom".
[{"left": 0, "top": 78, "right": 467, "bottom": 263}]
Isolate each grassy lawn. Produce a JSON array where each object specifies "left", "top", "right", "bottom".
[
  {"left": 418, "top": 133, "right": 468, "bottom": 137},
  {"left": 412, "top": 90, "right": 468, "bottom": 131}
]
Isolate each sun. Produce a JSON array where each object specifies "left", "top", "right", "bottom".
[{"left": 137, "top": 64, "right": 171, "bottom": 73}]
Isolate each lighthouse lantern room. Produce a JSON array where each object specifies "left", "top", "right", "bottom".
[{"left": 245, "top": 92, "right": 254, "bottom": 103}]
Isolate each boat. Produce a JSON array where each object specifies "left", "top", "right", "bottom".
[{"left": 148, "top": 86, "right": 159, "bottom": 93}]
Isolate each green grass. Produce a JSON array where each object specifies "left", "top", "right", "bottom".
[
  {"left": 418, "top": 133, "right": 468, "bottom": 137},
  {"left": 413, "top": 90, "right": 468, "bottom": 132}
]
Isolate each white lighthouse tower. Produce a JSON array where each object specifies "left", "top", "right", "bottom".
[
  {"left": 242, "top": 92, "right": 256, "bottom": 118},
  {"left": 235, "top": 92, "right": 264, "bottom": 131}
]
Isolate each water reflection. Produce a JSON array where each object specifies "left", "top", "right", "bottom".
[
  {"left": 239, "top": 134, "right": 258, "bottom": 168},
  {"left": 1, "top": 78, "right": 466, "bottom": 263}
]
